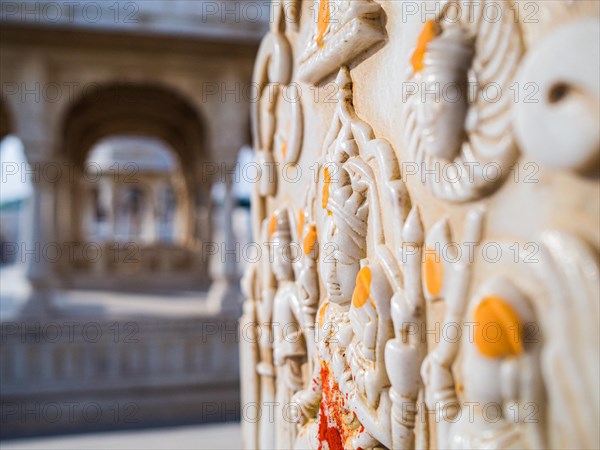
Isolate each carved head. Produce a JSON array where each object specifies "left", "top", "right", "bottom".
[
  {"left": 297, "top": 223, "right": 320, "bottom": 306},
  {"left": 320, "top": 165, "right": 368, "bottom": 305},
  {"left": 269, "top": 209, "right": 294, "bottom": 282}
]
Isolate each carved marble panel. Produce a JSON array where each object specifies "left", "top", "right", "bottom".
[{"left": 241, "top": 2, "right": 600, "bottom": 449}]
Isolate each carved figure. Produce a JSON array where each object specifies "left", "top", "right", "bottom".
[
  {"left": 251, "top": 1, "right": 302, "bottom": 231},
  {"left": 402, "top": 1, "right": 523, "bottom": 201},
  {"left": 422, "top": 212, "right": 548, "bottom": 449}
]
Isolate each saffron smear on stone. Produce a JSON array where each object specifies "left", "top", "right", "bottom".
[
  {"left": 318, "top": 364, "right": 344, "bottom": 450},
  {"left": 317, "top": 362, "right": 360, "bottom": 450}
]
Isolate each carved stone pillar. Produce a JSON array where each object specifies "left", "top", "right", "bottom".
[
  {"left": 24, "top": 154, "right": 60, "bottom": 312},
  {"left": 140, "top": 183, "right": 156, "bottom": 243},
  {"left": 98, "top": 176, "right": 115, "bottom": 241},
  {"left": 222, "top": 176, "right": 237, "bottom": 283},
  {"left": 207, "top": 171, "right": 241, "bottom": 316},
  {"left": 241, "top": 2, "right": 600, "bottom": 450}
]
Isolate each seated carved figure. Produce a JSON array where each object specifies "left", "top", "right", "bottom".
[
  {"left": 293, "top": 162, "right": 369, "bottom": 450},
  {"left": 346, "top": 261, "right": 394, "bottom": 449},
  {"left": 271, "top": 209, "right": 304, "bottom": 383},
  {"left": 269, "top": 208, "right": 308, "bottom": 449},
  {"left": 423, "top": 272, "right": 544, "bottom": 450}
]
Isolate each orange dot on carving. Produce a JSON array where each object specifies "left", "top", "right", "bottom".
[
  {"left": 322, "top": 167, "right": 331, "bottom": 210},
  {"left": 411, "top": 20, "right": 440, "bottom": 73},
  {"left": 304, "top": 225, "right": 317, "bottom": 255},
  {"left": 316, "top": 0, "right": 330, "bottom": 46},
  {"left": 474, "top": 296, "right": 523, "bottom": 358},
  {"left": 423, "top": 248, "right": 444, "bottom": 296},
  {"left": 352, "top": 266, "right": 371, "bottom": 308},
  {"left": 297, "top": 208, "right": 305, "bottom": 238},
  {"left": 268, "top": 214, "right": 277, "bottom": 237}
]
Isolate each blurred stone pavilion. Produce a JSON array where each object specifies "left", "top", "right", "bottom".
[{"left": 0, "top": 0, "right": 267, "bottom": 438}]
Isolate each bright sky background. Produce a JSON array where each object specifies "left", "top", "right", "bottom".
[
  {"left": 0, "top": 137, "right": 253, "bottom": 207},
  {"left": 0, "top": 135, "right": 32, "bottom": 206}
]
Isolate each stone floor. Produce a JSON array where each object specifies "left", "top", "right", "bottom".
[{"left": 0, "top": 422, "right": 242, "bottom": 450}]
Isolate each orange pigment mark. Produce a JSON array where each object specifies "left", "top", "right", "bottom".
[
  {"left": 316, "top": 0, "right": 330, "bottom": 46},
  {"left": 352, "top": 266, "right": 371, "bottom": 308},
  {"left": 318, "top": 301, "right": 329, "bottom": 328},
  {"left": 318, "top": 363, "right": 353, "bottom": 450},
  {"left": 318, "top": 401, "right": 343, "bottom": 450},
  {"left": 297, "top": 208, "right": 305, "bottom": 238},
  {"left": 281, "top": 141, "right": 288, "bottom": 159},
  {"left": 474, "top": 296, "right": 523, "bottom": 358},
  {"left": 410, "top": 20, "right": 441, "bottom": 73},
  {"left": 268, "top": 214, "right": 277, "bottom": 237},
  {"left": 423, "top": 248, "right": 444, "bottom": 296},
  {"left": 322, "top": 167, "right": 331, "bottom": 211},
  {"left": 304, "top": 225, "right": 318, "bottom": 255}
]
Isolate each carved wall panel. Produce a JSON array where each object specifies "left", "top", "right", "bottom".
[{"left": 241, "top": 1, "right": 599, "bottom": 449}]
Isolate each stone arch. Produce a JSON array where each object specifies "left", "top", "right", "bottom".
[
  {"left": 57, "top": 83, "right": 212, "bottom": 289},
  {"left": 61, "top": 83, "right": 207, "bottom": 171}
]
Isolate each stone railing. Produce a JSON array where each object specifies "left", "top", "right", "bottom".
[
  {"left": 240, "top": 1, "right": 600, "bottom": 449},
  {"left": 63, "top": 243, "right": 211, "bottom": 291},
  {"left": 1, "top": 316, "right": 240, "bottom": 438}
]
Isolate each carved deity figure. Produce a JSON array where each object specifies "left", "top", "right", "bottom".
[
  {"left": 293, "top": 161, "right": 369, "bottom": 449},
  {"left": 292, "top": 66, "right": 427, "bottom": 450},
  {"left": 425, "top": 276, "right": 543, "bottom": 449},
  {"left": 262, "top": 206, "right": 322, "bottom": 449},
  {"left": 269, "top": 208, "right": 308, "bottom": 449},
  {"left": 421, "top": 212, "right": 546, "bottom": 449}
]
